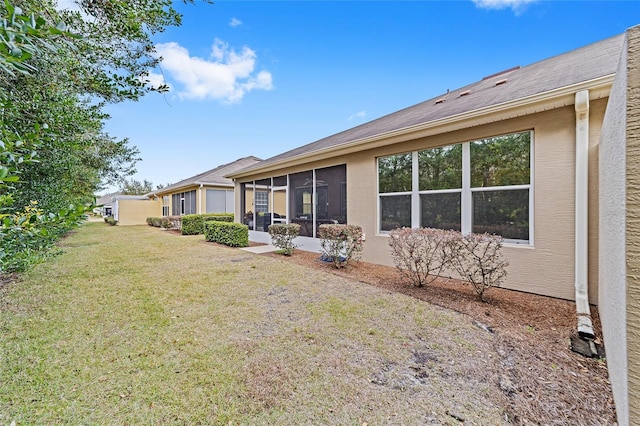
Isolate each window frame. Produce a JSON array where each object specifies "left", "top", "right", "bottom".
[{"left": 377, "top": 130, "right": 534, "bottom": 246}]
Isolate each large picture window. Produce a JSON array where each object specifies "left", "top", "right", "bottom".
[{"left": 378, "top": 131, "right": 532, "bottom": 243}]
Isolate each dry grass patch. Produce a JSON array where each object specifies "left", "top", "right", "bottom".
[{"left": 2, "top": 223, "right": 515, "bottom": 424}]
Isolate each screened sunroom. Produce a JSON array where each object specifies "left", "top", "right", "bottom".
[{"left": 239, "top": 164, "right": 347, "bottom": 240}]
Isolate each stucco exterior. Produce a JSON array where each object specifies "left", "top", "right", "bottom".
[
  {"left": 235, "top": 101, "right": 606, "bottom": 302},
  {"left": 626, "top": 26, "right": 640, "bottom": 426},
  {"left": 347, "top": 103, "right": 604, "bottom": 302},
  {"left": 113, "top": 198, "right": 161, "bottom": 226},
  {"left": 149, "top": 156, "right": 262, "bottom": 217},
  {"left": 598, "top": 26, "right": 640, "bottom": 426},
  {"left": 155, "top": 184, "right": 235, "bottom": 216},
  {"left": 599, "top": 29, "right": 630, "bottom": 426},
  {"left": 227, "top": 28, "right": 639, "bottom": 425}
]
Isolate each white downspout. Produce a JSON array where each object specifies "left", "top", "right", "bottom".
[
  {"left": 575, "top": 90, "right": 594, "bottom": 339},
  {"left": 198, "top": 183, "right": 203, "bottom": 214}
]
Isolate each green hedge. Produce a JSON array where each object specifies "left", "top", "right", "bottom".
[
  {"left": 204, "top": 221, "right": 249, "bottom": 247},
  {"left": 146, "top": 217, "right": 162, "bottom": 227},
  {"left": 181, "top": 213, "right": 234, "bottom": 235}
]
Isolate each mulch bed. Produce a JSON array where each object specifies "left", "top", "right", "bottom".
[{"left": 262, "top": 249, "right": 616, "bottom": 425}]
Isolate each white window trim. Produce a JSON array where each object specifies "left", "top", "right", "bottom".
[{"left": 377, "top": 131, "right": 534, "bottom": 246}]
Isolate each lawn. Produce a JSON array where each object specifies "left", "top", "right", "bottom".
[{"left": 0, "top": 222, "right": 513, "bottom": 424}]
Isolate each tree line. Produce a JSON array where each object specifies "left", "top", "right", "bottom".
[{"left": 0, "top": 0, "right": 205, "bottom": 272}]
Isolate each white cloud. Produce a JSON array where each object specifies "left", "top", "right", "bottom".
[
  {"left": 349, "top": 111, "right": 366, "bottom": 121},
  {"left": 230, "top": 18, "right": 243, "bottom": 28},
  {"left": 472, "top": 0, "right": 537, "bottom": 13},
  {"left": 155, "top": 39, "right": 273, "bottom": 103}
]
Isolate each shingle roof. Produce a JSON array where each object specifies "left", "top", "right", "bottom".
[
  {"left": 96, "top": 192, "right": 121, "bottom": 205},
  {"left": 231, "top": 33, "right": 623, "bottom": 176},
  {"left": 149, "top": 156, "right": 262, "bottom": 195}
]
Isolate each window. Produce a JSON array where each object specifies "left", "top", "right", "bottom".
[
  {"left": 162, "top": 196, "right": 169, "bottom": 216},
  {"left": 206, "top": 189, "right": 234, "bottom": 213},
  {"left": 255, "top": 191, "right": 269, "bottom": 213},
  {"left": 377, "top": 131, "right": 532, "bottom": 243},
  {"left": 470, "top": 132, "right": 530, "bottom": 240},
  {"left": 378, "top": 153, "right": 412, "bottom": 231},
  {"left": 171, "top": 190, "right": 196, "bottom": 215},
  {"left": 418, "top": 144, "right": 462, "bottom": 231}
]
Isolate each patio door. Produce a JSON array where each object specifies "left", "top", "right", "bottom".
[{"left": 271, "top": 185, "right": 288, "bottom": 224}]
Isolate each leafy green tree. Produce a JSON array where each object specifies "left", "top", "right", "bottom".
[
  {"left": 0, "top": 0, "right": 209, "bottom": 272},
  {"left": 120, "top": 178, "right": 154, "bottom": 195}
]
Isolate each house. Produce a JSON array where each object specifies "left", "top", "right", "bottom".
[
  {"left": 111, "top": 194, "right": 161, "bottom": 226},
  {"left": 148, "top": 156, "right": 262, "bottom": 217},
  {"left": 227, "top": 26, "right": 640, "bottom": 425},
  {"left": 94, "top": 191, "right": 120, "bottom": 216}
]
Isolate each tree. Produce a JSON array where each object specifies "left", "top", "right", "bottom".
[
  {"left": 0, "top": 0, "right": 209, "bottom": 272},
  {"left": 120, "top": 179, "right": 153, "bottom": 195}
]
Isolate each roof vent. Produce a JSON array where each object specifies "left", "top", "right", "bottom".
[
  {"left": 495, "top": 79, "right": 508, "bottom": 86},
  {"left": 434, "top": 98, "right": 446, "bottom": 105},
  {"left": 459, "top": 90, "right": 471, "bottom": 97}
]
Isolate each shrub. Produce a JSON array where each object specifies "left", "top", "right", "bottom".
[
  {"left": 160, "top": 217, "right": 172, "bottom": 229},
  {"left": 268, "top": 223, "right": 300, "bottom": 255},
  {"left": 0, "top": 201, "right": 90, "bottom": 273},
  {"left": 451, "top": 233, "right": 508, "bottom": 302},
  {"left": 105, "top": 217, "right": 117, "bottom": 226},
  {"left": 152, "top": 217, "right": 162, "bottom": 227},
  {"left": 204, "top": 221, "right": 249, "bottom": 247},
  {"left": 146, "top": 217, "right": 154, "bottom": 226},
  {"left": 389, "top": 228, "right": 508, "bottom": 300},
  {"left": 180, "top": 214, "right": 201, "bottom": 234},
  {"left": 182, "top": 213, "right": 234, "bottom": 235},
  {"left": 167, "top": 216, "right": 182, "bottom": 230},
  {"left": 318, "top": 224, "right": 363, "bottom": 268},
  {"left": 388, "top": 227, "right": 457, "bottom": 287}
]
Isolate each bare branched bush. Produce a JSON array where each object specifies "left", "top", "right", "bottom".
[
  {"left": 268, "top": 223, "right": 300, "bottom": 256},
  {"left": 451, "top": 233, "right": 509, "bottom": 301},
  {"left": 388, "top": 228, "right": 457, "bottom": 287},
  {"left": 318, "top": 224, "right": 363, "bottom": 268}
]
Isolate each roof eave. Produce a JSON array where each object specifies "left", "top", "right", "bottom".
[
  {"left": 228, "top": 74, "right": 614, "bottom": 179},
  {"left": 193, "top": 181, "right": 234, "bottom": 188},
  {"left": 150, "top": 181, "right": 234, "bottom": 197}
]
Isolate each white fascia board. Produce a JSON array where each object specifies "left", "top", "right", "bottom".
[
  {"left": 229, "top": 75, "right": 614, "bottom": 179},
  {"left": 193, "top": 181, "right": 234, "bottom": 188}
]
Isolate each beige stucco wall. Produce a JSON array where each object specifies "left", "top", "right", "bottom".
[
  {"left": 599, "top": 30, "right": 630, "bottom": 426},
  {"left": 345, "top": 103, "right": 605, "bottom": 301},
  {"left": 158, "top": 185, "right": 234, "bottom": 216},
  {"left": 598, "top": 27, "right": 640, "bottom": 426},
  {"left": 626, "top": 26, "right": 640, "bottom": 426},
  {"left": 116, "top": 199, "right": 161, "bottom": 226},
  {"left": 235, "top": 99, "right": 606, "bottom": 302}
]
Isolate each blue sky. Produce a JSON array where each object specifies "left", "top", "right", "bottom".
[{"left": 98, "top": 0, "right": 639, "bottom": 193}]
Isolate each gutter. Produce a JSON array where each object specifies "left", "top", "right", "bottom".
[
  {"left": 227, "top": 74, "right": 614, "bottom": 179},
  {"left": 150, "top": 181, "right": 233, "bottom": 198},
  {"left": 574, "top": 90, "right": 595, "bottom": 340}
]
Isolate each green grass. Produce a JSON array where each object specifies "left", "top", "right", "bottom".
[{"left": 0, "top": 222, "right": 508, "bottom": 425}]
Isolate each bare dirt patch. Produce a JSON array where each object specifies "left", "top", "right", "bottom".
[{"left": 263, "top": 249, "right": 616, "bottom": 425}]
